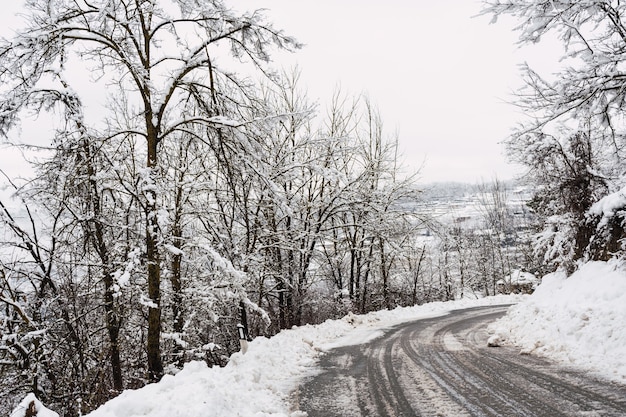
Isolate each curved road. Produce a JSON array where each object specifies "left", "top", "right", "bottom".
[{"left": 294, "top": 305, "right": 626, "bottom": 416}]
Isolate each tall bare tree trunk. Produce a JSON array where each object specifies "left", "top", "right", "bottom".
[
  {"left": 83, "top": 137, "right": 124, "bottom": 392},
  {"left": 146, "top": 123, "right": 163, "bottom": 382},
  {"left": 380, "top": 237, "right": 391, "bottom": 310},
  {"left": 411, "top": 247, "right": 425, "bottom": 305}
]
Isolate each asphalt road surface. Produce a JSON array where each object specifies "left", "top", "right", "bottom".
[{"left": 294, "top": 305, "right": 626, "bottom": 416}]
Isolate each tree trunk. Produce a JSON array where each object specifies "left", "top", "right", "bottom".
[
  {"left": 170, "top": 157, "right": 185, "bottom": 365},
  {"left": 411, "top": 247, "right": 425, "bottom": 305},
  {"left": 170, "top": 243, "right": 183, "bottom": 364},
  {"left": 103, "top": 272, "right": 123, "bottom": 391},
  {"left": 85, "top": 138, "right": 124, "bottom": 392},
  {"left": 146, "top": 125, "right": 163, "bottom": 382},
  {"left": 380, "top": 237, "right": 391, "bottom": 310}
]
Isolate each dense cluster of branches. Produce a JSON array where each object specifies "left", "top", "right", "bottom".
[
  {"left": 482, "top": 1, "right": 626, "bottom": 270},
  {"left": 0, "top": 1, "right": 433, "bottom": 414}
]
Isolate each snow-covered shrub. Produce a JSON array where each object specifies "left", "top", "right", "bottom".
[{"left": 9, "top": 393, "right": 58, "bottom": 417}]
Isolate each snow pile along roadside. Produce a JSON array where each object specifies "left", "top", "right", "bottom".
[
  {"left": 83, "top": 295, "right": 519, "bottom": 417},
  {"left": 489, "top": 260, "right": 626, "bottom": 383}
]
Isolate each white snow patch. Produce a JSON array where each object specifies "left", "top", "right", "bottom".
[
  {"left": 589, "top": 187, "right": 626, "bottom": 227},
  {"left": 163, "top": 244, "right": 184, "bottom": 256},
  {"left": 487, "top": 333, "right": 504, "bottom": 347},
  {"left": 139, "top": 294, "right": 158, "bottom": 309},
  {"left": 207, "top": 115, "right": 241, "bottom": 127}
]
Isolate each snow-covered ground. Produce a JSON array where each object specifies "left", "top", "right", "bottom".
[
  {"left": 12, "top": 262, "right": 626, "bottom": 417},
  {"left": 490, "top": 260, "right": 626, "bottom": 383}
]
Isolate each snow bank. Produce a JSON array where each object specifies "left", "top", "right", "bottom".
[
  {"left": 86, "top": 334, "right": 315, "bottom": 417},
  {"left": 86, "top": 295, "right": 519, "bottom": 417},
  {"left": 490, "top": 260, "right": 626, "bottom": 383}
]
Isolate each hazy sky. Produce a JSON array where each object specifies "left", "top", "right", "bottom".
[
  {"left": 243, "top": 0, "right": 568, "bottom": 183},
  {"left": 228, "top": 0, "right": 548, "bottom": 183},
  {"left": 0, "top": 1, "right": 558, "bottom": 183}
]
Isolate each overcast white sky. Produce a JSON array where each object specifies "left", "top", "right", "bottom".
[
  {"left": 236, "top": 0, "right": 567, "bottom": 183},
  {"left": 0, "top": 1, "right": 558, "bottom": 183},
  {"left": 228, "top": 0, "right": 548, "bottom": 183}
]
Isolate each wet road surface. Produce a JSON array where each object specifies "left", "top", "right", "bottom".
[{"left": 293, "top": 305, "right": 626, "bottom": 416}]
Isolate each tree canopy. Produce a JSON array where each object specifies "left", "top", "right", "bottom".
[{"left": 482, "top": 0, "right": 626, "bottom": 269}]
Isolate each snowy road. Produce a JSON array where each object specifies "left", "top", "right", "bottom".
[{"left": 294, "top": 305, "right": 626, "bottom": 416}]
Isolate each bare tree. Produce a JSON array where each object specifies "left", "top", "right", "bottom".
[{"left": 0, "top": 0, "right": 298, "bottom": 383}]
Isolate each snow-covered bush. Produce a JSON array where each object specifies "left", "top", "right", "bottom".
[{"left": 9, "top": 393, "right": 58, "bottom": 417}]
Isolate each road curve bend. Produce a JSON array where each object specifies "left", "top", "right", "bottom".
[{"left": 293, "top": 305, "right": 626, "bottom": 417}]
